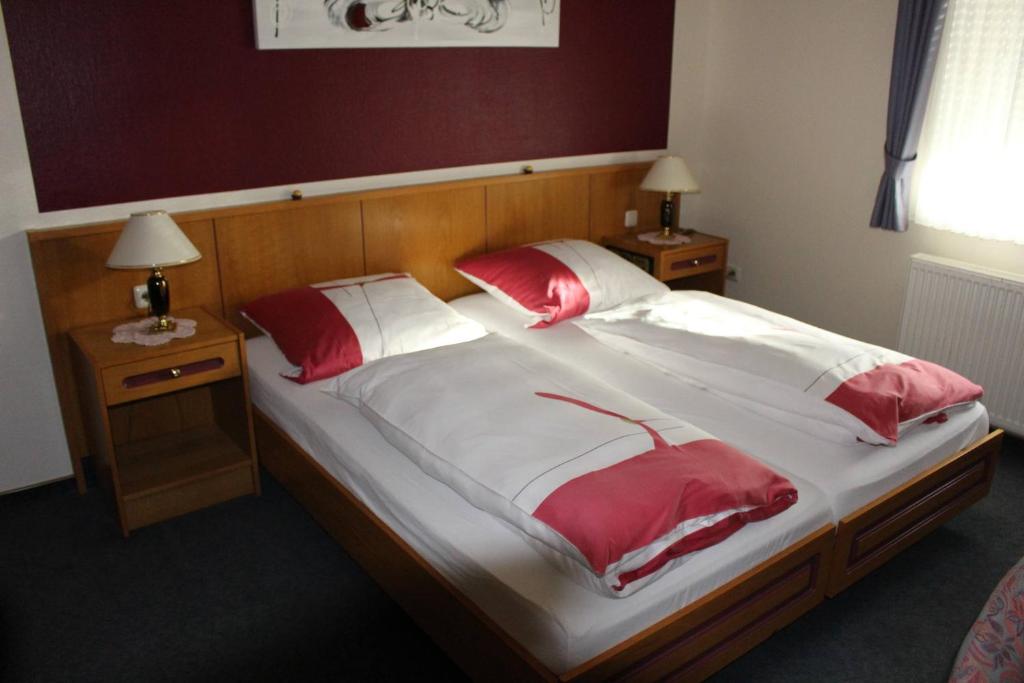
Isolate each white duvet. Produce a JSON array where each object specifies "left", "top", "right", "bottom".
[
  {"left": 578, "top": 291, "right": 983, "bottom": 445},
  {"left": 325, "top": 335, "right": 797, "bottom": 597}
]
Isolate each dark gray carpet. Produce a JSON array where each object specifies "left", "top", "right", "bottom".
[{"left": 1, "top": 434, "right": 1020, "bottom": 682}]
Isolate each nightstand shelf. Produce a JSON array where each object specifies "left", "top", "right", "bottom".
[
  {"left": 71, "top": 308, "right": 259, "bottom": 536},
  {"left": 603, "top": 231, "right": 729, "bottom": 294},
  {"left": 117, "top": 423, "right": 251, "bottom": 498}
]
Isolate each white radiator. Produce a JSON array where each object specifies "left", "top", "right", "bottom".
[{"left": 898, "top": 253, "right": 1024, "bottom": 437}]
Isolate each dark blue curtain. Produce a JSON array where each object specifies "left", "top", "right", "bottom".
[{"left": 870, "top": 0, "right": 949, "bottom": 232}]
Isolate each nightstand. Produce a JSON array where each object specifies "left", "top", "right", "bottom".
[
  {"left": 603, "top": 232, "right": 729, "bottom": 294},
  {"left": 70, "top": 308, "right": 259, "bottom": 536}
]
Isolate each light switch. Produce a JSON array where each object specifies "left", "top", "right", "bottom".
[{"left": 624, "top": 210, "right": 638, "bottom": 228}]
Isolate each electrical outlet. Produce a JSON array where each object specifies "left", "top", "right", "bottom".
[
  {"left": 624, "top": 209, "right": 638, "bottom": 229},
  {"left": 132, "top": 284, "right": 150, "bottom": 310},
  {"left": 726, "top": 264, "right": 741, "bottom": 283}
]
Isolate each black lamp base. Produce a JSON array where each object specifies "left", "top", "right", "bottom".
[
  {"left": 660, "top": 196, "right": 675, "bottom": 238},
  {"left": 146, "top": 268, "right": 175, "bottom": 333}
]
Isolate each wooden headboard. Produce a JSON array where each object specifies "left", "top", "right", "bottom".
[{"left": 27, "top": 162, "right": 662, "bottom": 489}]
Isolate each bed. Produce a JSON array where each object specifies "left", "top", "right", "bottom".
[
  {"left": 29, "top": 162, "right": 1003, "bottom": 682},
  {"left": 450, "top": 292, "right": 1002, "bottom": 596}
]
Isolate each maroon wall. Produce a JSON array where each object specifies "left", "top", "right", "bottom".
[{"left": 3, "top": 1, "right": 674, "bottom": 212}]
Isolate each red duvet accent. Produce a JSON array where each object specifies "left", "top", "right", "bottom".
[
  {"left": 825, "top": 359, "right": 983, "bottom": 443},
  {"left": 532, "top": 393, "right": 798, "bottom": 591},
  {"left": 456, "top": 246, "right": 590, "bottom": 327}
]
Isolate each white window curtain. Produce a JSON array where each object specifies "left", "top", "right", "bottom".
[{"left": 911, "top": 0, "right": 1024, "bottom": 244}]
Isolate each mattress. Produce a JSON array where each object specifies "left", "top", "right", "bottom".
[
  {"left": 450, "top": 293, "right": 991, "bottom": 520},
  {"left": 246, "top": 336, "right": 832, "bottom": 674}
]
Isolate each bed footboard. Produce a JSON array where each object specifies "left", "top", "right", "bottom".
[{"left": 827, "top": 429, "right": 1003, "bottom": 597}]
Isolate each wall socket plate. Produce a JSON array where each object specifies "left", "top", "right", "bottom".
[
  {"left": 132, "top": 284, "right": 150, "bottom": 309},
  {"left": 726, "top": 264, "right": 741, "bottom": 283},
  {"left": 624, "top": 209, "right": 638, "bottom": 229}
]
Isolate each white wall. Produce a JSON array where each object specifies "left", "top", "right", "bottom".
[
  {"left": 669, "top": 0, "right": 1024, "bottom": 347},
  {"left": 0, "top": 6, "right": 662, "bottom": 493},
  {"left": 0, "top": 7, "right": 72, "bottom": 492}
]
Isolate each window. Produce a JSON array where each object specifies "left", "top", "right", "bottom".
[{"left": 911, "top": 0, "right": 1024, "bottom": 244}]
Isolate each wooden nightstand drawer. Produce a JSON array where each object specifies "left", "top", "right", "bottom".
[
  {"left": 102, "top": 341, "right": 240, "bottom": 406},
  {"left": 661, "top": 245, "right": 725, "bottom": 279},
  {"left": 603, "top": 231, "right": 729, "bottom": 294}
]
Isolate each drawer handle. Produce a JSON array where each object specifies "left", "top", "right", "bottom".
[
  {"left": 671, "top": 254, "right": 718, "bottom": 271},
  {"left": 122, "top": 357, "right": 226, "bottom": 389}
]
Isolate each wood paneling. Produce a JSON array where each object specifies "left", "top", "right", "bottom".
[
  {"left": 30, "top": 218, "right": 221, "bottom": 331},
  {"left": 29, "top": 219, "right": 221, "bottom": 490},
  {"left": 485, "top": 175, "right": 590, "bottom": 252},
  {"left": 363, "top": 188, "right": 486, "bottom": 302},
  {"left": 215, "top": 201, "right": 365, "bottom": 329},
  {"left": 109, "top": 387, "right": 213, "bottom": 446},
  {"left": 588, "top": 167, "right": 646, "bottom": 243},
  {"left": 586, "top": 162, "right": 667, "bottom": 238}
]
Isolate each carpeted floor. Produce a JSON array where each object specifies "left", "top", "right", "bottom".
[{"left": 1, "top": 434, "right": 1020, "bottom": 682}]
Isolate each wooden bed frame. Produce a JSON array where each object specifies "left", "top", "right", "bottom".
[
  {"left": 828, "top": 429, "right": 1002, "bottom": 595},
  {"left": 27, "top": 162, "right": 1004, "bottom": 680}
]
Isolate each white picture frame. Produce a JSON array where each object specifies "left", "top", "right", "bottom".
[{"left": 253, "top": 0, "right": 560, "bottom": 50}]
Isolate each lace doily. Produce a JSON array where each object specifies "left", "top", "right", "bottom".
[
  {"left": 637, "top": 231, "right": 693, "bottom": 246},
  {"left": 112, "top": 317, "right": 197, "bottom": 346}
]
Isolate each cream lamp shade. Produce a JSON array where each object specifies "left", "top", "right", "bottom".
[
  {"left": 106, "top": 211, "right": 201, "bottom": 269},
  {"left": 640, "top": 156, "right": 701, "bottom": 195}
]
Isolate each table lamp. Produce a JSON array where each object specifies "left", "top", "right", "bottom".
[
  {"left": 106, "top": 211, "right": 201, "bottom": 333},
  {"left": 640, "top": 156, "right": 701, "bottom": 238}
]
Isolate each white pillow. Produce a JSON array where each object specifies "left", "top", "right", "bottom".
[
  {"left": 241, "top": 273, "right": 487, "bottom": 383},
  {"left": 455, "top": 239, "right": 668, "bottom": 327}
]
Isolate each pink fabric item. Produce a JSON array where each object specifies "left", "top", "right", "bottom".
[
  {"left": 456, "top": 246, "right": 590, "bottom": 327},
  {"left": 950, "top": 556, "right": 1024, "bottom": 683},
  {"left": 825, "top": 359, "right": 984, "bottom": 443},
  {"left": 241, "top": 286, "right": 363, "bottom": 384},
  {"left": 532, "top": 392, "right": 798, "bottom": 591}
]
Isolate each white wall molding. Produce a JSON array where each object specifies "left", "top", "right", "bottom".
[{"left": 24, "top": 149, "right": 664, "bottom": 233}]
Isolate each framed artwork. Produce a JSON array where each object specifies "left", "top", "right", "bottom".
[{"left": 253, "top": 0, "right": 560, "bottom": 49}]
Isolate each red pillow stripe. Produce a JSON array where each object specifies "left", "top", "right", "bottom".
[
  {"left": 242, "top": 285, "right": 364, "bottom": 384},
  {"left": 825, "top": 359, "right": 984, "bottom": 442},
  {"left": 241, "top": 273, "right": 487, "bottom": 385},
  {"left": 456, "top": 246, "right": 591, "bottom": 327},
  {"left": 455, "top": 239, "right": 669, "bottom": 327}
]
